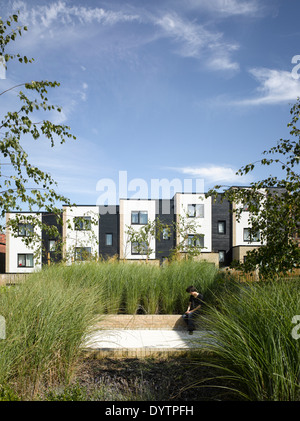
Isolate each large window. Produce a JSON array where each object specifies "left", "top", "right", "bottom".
[
  {"left": 75, "top": 247, "right": 91, "bottom": 261},
  {"left": 18, "top": 254, "right": 33, "bottom": 267},
  {"left": 131, "top": 211, "right": 148, "bottom": 225},
  {"left": 243, "top": 228, "right": 260, "bottom": 243},
  {"left": 187, "top": 204, "right": 204, "bottom": 218},
  {"left": 131, "top": 241, "right": 148, "bottom": 255},
  {"left": 18, "top": 223, "right": 33, "bottom": 237},
  {"left": 74, "top": 216, "right": 91, "bottom": 231},
  {"left": 187, "top": 234, "right": 204, "bottom": 248}
]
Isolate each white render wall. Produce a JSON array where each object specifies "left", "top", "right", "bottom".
[
  {"left": 62, "top": 206, "right": 100, "bottom": 263},
  {"left": 233, "top": 191, "right": 266, "bottom": 247},
  {"left": 120, "top": 199, "right": 157, "bottom": 259},
  {"left": 174, "top": 193, "right": 212, "bottom": 253},
  {"left": 6, "top": 213, "right": 42, "bottom": 273},
  {"left": 234, "top": 205, "right": 253, "bottom": 246}
]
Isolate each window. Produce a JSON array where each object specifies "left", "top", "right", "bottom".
[
  {"left": 219, "top": 250, "right": 226, "bottom": 264},
  {"left": 131, "top": 211, "right": 148, "bottom": 225},
  {"left": 187, "top": 234, "right": 204, "bottom": 248},
  {"left": 131, "top": 241, "right": 148, "bottom": 255},
  {"left": 18, "top": 254, "right": 33, "bottom": 267},
  {"left": 48, "top": 240, "right": 56, "bottom": 252},
  {"left": 243, "top": 228, "right": 260, "bottom": 243},
  {"left": 218, "top": 221, "right": 226, "bottom": 234},
  {"left": 105, "top": 233, "right": 113, "bottom": 246},
  {"left": 242, "top": 200, "right": 258, "bottom": 212},
  {"left": 75, "top": 247, "right": 91, "bottom": 261},
  {"left": 187, "top": 204, "right": 204, "bottom": 218},
  {"left": 18, "top": 223, "right": 33, "bottom": 237},
  {"left": 162, "top": 228, "right": 170, "bottom": 240},
  {"left": 74, "top": 216, "right": 91, "bottom": 231}
]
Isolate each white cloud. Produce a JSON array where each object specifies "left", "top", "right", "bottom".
[
  {"left": 201, "top": 0, "right": 260, "bottom": 16},
  {"left": 175, "top": 165, "right": 253, "bottom": 184},
  {"left": 153, "top": 12, "right": 239, "bottom": 71},
  {"left": 235, "top": 68, "right": 300, "bottom": 105},
  {"left": 7, "top": 1, "right": 241, "bottom": 72},
  {"left": 12, "top": 0, "right": 140, "bottom": 27}
]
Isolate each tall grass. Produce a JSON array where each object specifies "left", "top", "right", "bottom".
[
  {"left": 0, "top": 265, "right": 105, "bottom": 398},
  {"left": 48, "top": 259, "right": 218, "bottom": 315},
  {"left": 84, "top": 259, "right": 218, "bottom": 314},
  {"left": 200, "top": 278, "right": 300, "bottom": 401},
  {"left": 0, "top": 259, "right": 218, "bottom": 399}
]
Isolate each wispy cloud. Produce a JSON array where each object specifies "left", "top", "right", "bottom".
[
  {"left": 193, "top": 0, "right": 261, "bottom": 16},
  {"left": 153, "top": 12, "right": 239, "bottom": 71},
  {"left": 8, "top": 1, "right": 241, "bottom": 73},
  {"left": 234, "top": 68, "right": 300, "bottom": 105},
  {"left": 11, "top": 0, "right": 140, "bottom": 27},
  {"left": 174, "top": 165, "right": 253, "bottom": 185}
]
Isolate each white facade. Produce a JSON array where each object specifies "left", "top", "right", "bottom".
[
  {"left": 233, "top": 191, "right": 266, "bottom": 247},
  {"left": 120, "top": 199, "right": 157, "bottom": 260},
  {"left": 174, "top": 193, "right": 212, "bottom": 253},
  {"left": 62, "top": 206, "right": 100, "bottom": 263},
  {"left": 6, "top": 213, "right": 42, "bottom": 273}
]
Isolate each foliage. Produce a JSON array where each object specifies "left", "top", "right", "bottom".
[
  {"left": 125, "top": 213, "right": 204, "bottom": 262},
  {"left": 125, "top": 217, "right": 166, "bottom": 261},
  {"left": 62, "top": 259, "right": 218, "bottom": 314},
  {"left": 200, "top": 279, "right": 300, "bottom": 400},
  {"left": 170, "top": 213, "right": 204, "bottom": 259},
  {"left": 0, "top": 12, "right": 76, "bottom": 245},
  {"left": 207, "top": 99, "right": 300, "bottom": 279},
  {"left": 0, "top": 266, "right": 103, "bottom": 398}
]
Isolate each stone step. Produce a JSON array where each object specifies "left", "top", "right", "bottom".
[{"left": 95, "top": 314, "right": 186, "bottom": 330}]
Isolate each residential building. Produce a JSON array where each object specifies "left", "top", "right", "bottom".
[{"left": 5, "top": 191, "right": 264, "bottom": 273}]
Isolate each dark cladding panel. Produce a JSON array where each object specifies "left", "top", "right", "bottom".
[
  {"left": 99, "top": 206, "right": 119, "bottom": 259},
  {"left": 211, "top": 194, "right": 232, "bottom": 266}
]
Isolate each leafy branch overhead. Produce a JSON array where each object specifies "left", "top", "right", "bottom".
[
  {"left": 0, "top": 12, "right": 76, "bottom": 253},
  {"left": 206, "top": 99, "right": 300, "bottom": 279}
]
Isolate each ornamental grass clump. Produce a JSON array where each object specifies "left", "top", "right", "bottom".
[
  {"left": 0, "top": 265, "right": 105, "bottom": 399},
  {"left": 200, "top": 279, "right": 300, "bottom": 401}
]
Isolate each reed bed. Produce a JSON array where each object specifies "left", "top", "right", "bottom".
[
  {"left": 0, "top": 266, "right": 105, "bottom": 399},
  {"left": 0, "top": 259, "right": 217, "bottom": 399},
  {"left": 79, "top": 259, "right": 218, "bottom": 314},
  {"left": 0, "top": 261, "right": 299, "bottom": 401},
  {"left": 199, "top": 278, "right": 300, "bottom": 401}
]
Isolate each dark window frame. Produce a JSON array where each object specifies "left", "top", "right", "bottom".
[
  {"left": 131, "top": 241, "right": 148, "bottom": 255},
  {"left": 162, "top": 227, "right": 170, "bottom": 240},
  {"left": 243, "top": 228, "right": 260, "bottom": 243},
  {"left": 187, "top": 234, "right": 204, "bottom": 248},
  {"left": 218, "top": 250, "right": 226, "bottom": 264},
  {"left": 105, "top": 233, "right": 113, "bottom": 246},
  {"left": 75, "top": 246, "right": 92, "bottom": 261},
  {"left": 18, "top": 223, "right": 34, "bottom": 237},
  {"left": 218, "top": 220, "right": 226, "bottom": 235},
  {"left": 17, "top": 253, "right": 34, "bottom": 268},
  {"left": 187, "top": 204, "right": 204, "bottom": 218},
  {"left": 74, "top": 216, "right": 92, "bottom": 231},
  {"left": 131, "top": 211, "right": 148, "bottom": 225}
]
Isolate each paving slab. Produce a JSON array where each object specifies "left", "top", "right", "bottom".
[{"left": 84, "top": 328, "right": 204, "bottom": 358}]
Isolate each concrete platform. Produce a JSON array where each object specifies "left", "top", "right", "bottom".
[
  {"left": 84, "top": 328, "right": 204, "bottom": 358},
  {"left": 83, "top": 315, "right": 207, "bottom": 358}
]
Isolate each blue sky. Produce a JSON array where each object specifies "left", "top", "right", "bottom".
[{"left": 2, "top": 0, "right": 300, "bottom": 206}]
